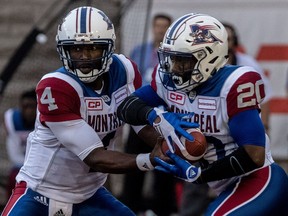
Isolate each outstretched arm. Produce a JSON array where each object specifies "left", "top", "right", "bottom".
[
  {"left": 117, "top": 85, "right": 199, "bottom": 153},
  {"left": 46, "top": 120, "right": 166, "bottom": 173}
]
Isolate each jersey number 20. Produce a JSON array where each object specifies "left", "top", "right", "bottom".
[{"left": 237, "top": 80, "right": 264, "bottom": 108}]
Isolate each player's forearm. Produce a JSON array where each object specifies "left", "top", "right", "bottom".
[
  {"left": 197, "top": 146, "right": 261, "bottom": 183},
  {"left": 137, "top": 125, "right": 161, "bottom": 148},
  {"left": 117, "top": 95, "right": 153, "bottom": 125},
  {"left": 84, "top": 147, "right": 154, "bottom": 173},
  {"left": 84, "top": 148, "right": 137, "bottom": 173}
]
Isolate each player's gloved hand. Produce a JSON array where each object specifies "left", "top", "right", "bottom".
[
  {"left": 154, "top": 151, "right": 201, "bottom": 182},
  {"left": 147, "top": 107, "right": 199, "bottom": 153}
]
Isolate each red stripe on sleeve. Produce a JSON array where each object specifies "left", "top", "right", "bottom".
[
  {"left": 227, "top": 72, "right": 263, "bottom": 118},
  {"left": 36, "top": 77, "right": 82, "bottom": 123},
  {"left": 88, "top": 7, "right": 92, "bottom": 32},
  {"left": 75, "top": 8, "right": 79, "bottom": 33},
  {"left": 150, "top": 65, "right": 158, "bottom": 91},
  {"left": 130, "top": 60, "right": 142, "bottom": 89}
]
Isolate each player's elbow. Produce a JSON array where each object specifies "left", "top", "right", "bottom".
[
  {"left": 244, "top": 145, "right": 265, "bottom": 167},
  {"left": 83, "top": 147, "right": 107, "bottom": 172},
  {"left": 253, "top": 156, "right": 265, "bottom": 167}
]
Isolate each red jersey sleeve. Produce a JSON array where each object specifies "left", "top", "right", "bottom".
[
  {"left": 36, "top": 77, "right": 82, "bottom": 123},
  {"left": 227, "top": 72, "right": 265, "bottom": 118},
  {"left": 150, "top": 65, "right": 158, "bottom": 91},
  {"left": 130, "top": 60, "right": 142, "bottom": 89}
]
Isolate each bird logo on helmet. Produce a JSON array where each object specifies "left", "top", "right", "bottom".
[{"left": 189, "top": 24, "right": 222, "bottom": 45}]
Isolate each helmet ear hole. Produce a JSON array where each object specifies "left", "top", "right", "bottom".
[
  {"left": 209, "top": 56, "right": 218, "bottom": 64},
  {"left": 205, "top": 46, "right": 213, "bottom": 54}
]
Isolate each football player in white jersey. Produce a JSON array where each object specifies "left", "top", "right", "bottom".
[
  {"left": 1, "top": 6, "right": 171, "bottom": 216},
  {"left": 4, "top": 89, "right": 37, "bottom": 200},
  {"left": 117, "top": 13, "right": 288, "bottom": 215}
]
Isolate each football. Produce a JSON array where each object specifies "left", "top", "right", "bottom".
[{"left": 161, "top": 128, "right": 207, "bottom": 162}]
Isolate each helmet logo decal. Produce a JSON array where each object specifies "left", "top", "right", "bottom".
[
  {"left": 79, "top": 7, "right": 90, "bottom": 33},
  {"left": 189, "top": 24, "right": 221, "bottom": 45},
  {"left": 73, "top": 7, "right": 92, "bottom": 34},
  {"left": 166, "top": 14, "right": 193, "bottom": 45},
  {"left": 98, "top": 11, "right": 113, "bottom": 30}
]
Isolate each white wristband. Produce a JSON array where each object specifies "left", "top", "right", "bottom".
[{"left": 136, "top": 153, "right": 154, "bottom": 171}]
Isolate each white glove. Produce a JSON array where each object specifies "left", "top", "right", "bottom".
[{"left": 147, "top": 107, "right": 199, "bottom": 153}]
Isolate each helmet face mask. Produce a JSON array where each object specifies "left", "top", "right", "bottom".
[
  {"left": 158, "top": 49, "right": 205, "bottom": 91},
  {"left": 65, "top": 43, "right": 109, "bottom": 71},
  {"left": 56, "top": 7, "right": 116, "bottom": 83},
  {"left": 158, "top": 13, "right": 228, "bottom": 92}
]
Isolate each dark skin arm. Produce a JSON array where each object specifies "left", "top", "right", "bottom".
[
  {"left": 84, "top": 125, "right": 168, "bottom": 174},
  {"left": 243, "top": 144, "right": 265, "bottom": 167},
  {"left": 228, "top": 109, "right": 266, "bottom": 169},
  {"left": 137, "top": 125, "right": 161, "bottom": 148},
  {"left": 84, "top": 147, "right": 139, "bottom": 173}
]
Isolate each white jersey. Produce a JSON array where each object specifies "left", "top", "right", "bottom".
[
  {"left": 151, "top": 64, "right": 274, "bottom": 193},
  {"left": 16, "top": 54, "right": 141, "bottom": 203},
  {"left": 4, "top": 108, "right": 31, "bottom": 167},
  {"left": 236, "top": 52, "right": 273, "bottom": 103}
]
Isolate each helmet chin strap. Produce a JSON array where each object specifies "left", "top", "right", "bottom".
[
  {"left": 74, "top": 68, "right": 99, "bottom": 83},
  {"left": 73, "top": 56, "right": 113, "bottom": 83},
  {"left": 171, "top": 68, "right": 198, "bottom": 91}
]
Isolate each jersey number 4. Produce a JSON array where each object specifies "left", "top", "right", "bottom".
[{"left": 40, "top": 87, "right": 58, "bottom": 111}]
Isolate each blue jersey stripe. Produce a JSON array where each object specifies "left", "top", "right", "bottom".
[
  {"left": 167, "top": 14, "right": 193, "bottom": 45},
  {"left": 80, "top": 7, "right": 87, "bottom": 33}
]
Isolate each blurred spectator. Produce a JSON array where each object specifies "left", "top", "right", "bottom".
[
  {"left": 4, "top": 89, "right": 37, "bottom": 200},
  {"left": 130, "top": 13, "right": 172, "bottom": 86},
  {"left": 120, "top": 14, "right": 177, "bottom": 216}
]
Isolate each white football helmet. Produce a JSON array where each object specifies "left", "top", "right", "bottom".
[
  {"left": 56, "top": 6, "right": 116, "bottom": 83},
  {"left": 158, "top": 13, "right": 228, "bottom": 92}
]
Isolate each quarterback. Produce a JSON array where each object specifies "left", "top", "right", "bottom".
[{"left": 1, "top": 6, "right": 167, "bottom": 216}]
